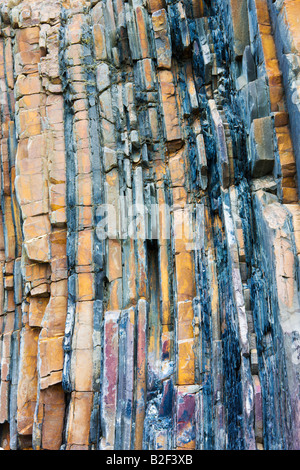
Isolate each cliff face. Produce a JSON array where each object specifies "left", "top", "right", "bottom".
[{"left": 0, "top": 0, "right": 299, "bottom": 450}]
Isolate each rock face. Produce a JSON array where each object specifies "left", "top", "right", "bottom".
[{"left": 0, "top": 0, "right": 299, "bottom": 451}]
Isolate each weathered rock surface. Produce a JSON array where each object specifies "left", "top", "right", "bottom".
[{"left": 0, "top": 0, "right": 299, "bottom": 450}]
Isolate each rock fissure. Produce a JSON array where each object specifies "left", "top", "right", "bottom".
[{"left": 0, "top": 0, "right": 299, "bottom": 451}]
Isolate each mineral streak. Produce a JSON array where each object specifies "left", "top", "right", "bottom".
[{"left": 0, "top": 0, "right": 300, "bottom": 451}]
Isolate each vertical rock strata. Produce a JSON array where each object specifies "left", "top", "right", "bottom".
[{"left": 0, "top": 0, "right": 299, "bottom": 450}]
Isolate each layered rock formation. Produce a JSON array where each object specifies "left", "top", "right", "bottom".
[{"left": 0, "top": 0, "right": 299, "bottom": 450}]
